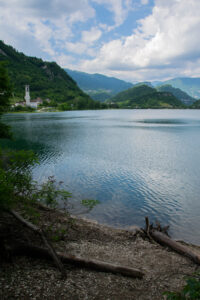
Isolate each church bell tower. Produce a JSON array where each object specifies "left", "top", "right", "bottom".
[{"left": 25, "top": 85, "right": 30, "bottom": 106}]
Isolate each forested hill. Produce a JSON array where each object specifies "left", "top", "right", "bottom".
[
  {"left": 156, "top": 84, "right": 196, "bottom": 106},
  {"left": 159, "top": 77, "right": 200, "bottom": 99},
  {"left": 0, "top": 40, "right": 91, "bottom": 104},
  {"left": 65, "top": 68, "right": 133, "bottom": 101},
  {"left": 110, "top": 85, "right": 184, "bottom": 108},
  {"left": 190, "top": 99, "right": 200, "bottom": 109}
]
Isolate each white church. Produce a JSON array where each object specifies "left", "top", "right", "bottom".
[
  {"left": 24, "top": 85, "right": 43, "bottom": 108},
  {"left": 14, "top": 85, "right": 43, "bottom": 108}
]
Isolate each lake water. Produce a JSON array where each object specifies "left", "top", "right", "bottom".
[{"left": 2, "top": 109, "right": 200, "bottom": 244}]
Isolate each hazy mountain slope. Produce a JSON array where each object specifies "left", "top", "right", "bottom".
[
  {"left": 65, "top": 68, "right": 133, "bottom": 101},
  {"left": 190, "top": 99, "right": 200, "bottom": 108},
  {"left": 110, "top": 84, "right": 184, "bottom": 108},
  {"left": 160, "top": 78, "right": 200, "bottom": 99},
  {"left": 0, "top": 40, "right": 91, "bottom": 103},
  {"left": 156, "top": 84, "right": 196, "bottom": 105}
]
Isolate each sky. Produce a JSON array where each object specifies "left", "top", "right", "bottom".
[{"left": 0, "top": 0, "right": 200, "bottom": 83}]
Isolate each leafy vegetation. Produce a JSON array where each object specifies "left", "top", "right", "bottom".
[
  {"left": 86, "top": 90, "right": 113, "bottom": 102},
  {"left": 10, "top": 105, "right": 36, "bottom": 112},
  {"left": 110, "top": 84, "right": 185, "bottom": 108},
  {"left": 0, "top": 62, "right": 12, "bottom": 138},
  {"left": 190, "top": 99, "right": 200, "bottom": 109},
  {"left": 0, "top": 40, "right": 104, "bottom": 110},
  {"left": 81, "top": 199, "right": 100, "bottom": 210},
  {"left": 156, "top": 84, "right": 196, "bottom": 106},
  {"left": 164, "top": 271, "right": 200, "bottom": 299}
]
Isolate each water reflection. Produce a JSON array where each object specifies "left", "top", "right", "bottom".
[
  {"left": 2, "top": 110, "right": 200, "bottom": 244},
  {"left": 137, "top": 119, "right": 187, "bottom": 125}
]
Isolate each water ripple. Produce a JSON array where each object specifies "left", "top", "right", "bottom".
[{"left": 2, "top": 110, "right": 200, "bottom": 244}]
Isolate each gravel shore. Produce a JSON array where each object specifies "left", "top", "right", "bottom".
[{"left": 1, "top": 207, "right": 200, "bottom": 299}]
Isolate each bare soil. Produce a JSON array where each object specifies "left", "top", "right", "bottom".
[{"left": 1, "top": 206, "right": 200, "bottom": 300}]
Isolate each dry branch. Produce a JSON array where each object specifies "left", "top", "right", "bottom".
[
  {"left": 144, "top": 216, "right": 157, "bottom": 244},
  {"left": 9, "top": 210, "right": 66, "bottom": 277},
  {"left": 144, "top": 218, "right": 200, "bottom": 265},
  {"left": 12, "top": 243, "right": 145, "bottom": 279},
  {"left": 150, "top": 230, "right": 200, "bottom": 265}
]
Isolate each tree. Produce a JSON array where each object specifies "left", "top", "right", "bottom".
[
  {"left": 0, "top": 64, "right": 69, "bottom": 274},
  {"left": 0, "top": 62, "right": 12, "bottom": 138}
]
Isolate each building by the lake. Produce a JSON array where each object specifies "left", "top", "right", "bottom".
[{"left": 14, "top": 85, "right": 49, "bottom": 108}]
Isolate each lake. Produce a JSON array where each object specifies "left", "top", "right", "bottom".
[{"left": 2, "top": 109, "right": 200, "bottom": 244}]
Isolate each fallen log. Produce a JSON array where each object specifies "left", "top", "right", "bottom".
[
  {"left": 151, "top": 230, "right": 200, "bottom": 265},
  {"left": 12, "top": 243, "right": 145, "bottom": 279},
  {"left": 9, "top": 210, "right": 66, "bottom": 277}
]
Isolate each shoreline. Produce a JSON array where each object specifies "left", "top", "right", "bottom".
[{"left": 1, "top": 205, "right": 200, "bottom": 299}]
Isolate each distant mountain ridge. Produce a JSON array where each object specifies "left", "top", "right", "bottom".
[
  {"left": 65, "top": 68, "right": 133, "bottom": 101},
  {"left": 0, "top": 40, "right": 91, "bottom": 104},
  {"left": 156, "top": 84, "right": 196, "bottom": 105},
  {"left": 158, "top": 77, "right": 200, "bottom": 99},
  {"left": 65, "top": 68, "right": 200, "bottom": 104},
  {"left": 110, "top": 84, "right": 184, "bottom": 109}
]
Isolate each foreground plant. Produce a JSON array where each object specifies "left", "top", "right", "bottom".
[
  {"left": 164, "top": 272, "right": 200, "bottom": 300},
  {"left": 0, "top": 149, "right": 71, "bottom": 213},
  {"left": 0, "top": 147, "right": 73, "bottom": 277}
]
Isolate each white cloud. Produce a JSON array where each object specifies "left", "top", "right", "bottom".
[
  {"left": 80, "top": 0, "right": 200, "bottom": 81},
  {"left": 0, "top": 0, "right": 95, "bottom": 20},
  {"left": 54, "top": 54, "right": 77, "bottom": 69},
  {"left": 65, "top": 41, "right": 96, "bottom": 56},
  {"left": 64, "top": 27, "right": 102, "bottom": 56},
  {"left": 82, "top": 27, "right": 102, "bottom": 44},
  {"left": 1, "top": 0, "right": 200, "bottom": 82},
  {"left": 92, "top": 0, "right": 133, "bottom": 29},
  {"left": 0, "top": 0, "right": 95, "bottom": 57},
  {"left": 65, "top": 42, "right": 88, "bottom": 55}
]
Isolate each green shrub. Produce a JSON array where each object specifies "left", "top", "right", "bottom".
[{"left": 164, "top": 272, "right": 200, "bottom": 299}]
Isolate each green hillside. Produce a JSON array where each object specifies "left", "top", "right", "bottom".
[
  {"left": 190, "top": 99, "right": 200, "bottom": 109},
  {"left": 65, "top": 68, "right": 133, "bottom": 101},
  {"left": 110, "top": 85, "right": 184, "bottom": 108},
  {"left": 157, "top": 84, "right": 196, "bottom": 106},
  {"left": 160, "top": 77, "right": 200, "bottom": 99},
  {"left": 87, "top": 90, "right": 112, "bottom": 102},
  {"left": 0, "top": 40, "right": 95, "bottom": 107}
]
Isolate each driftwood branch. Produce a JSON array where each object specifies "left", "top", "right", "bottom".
[
  {"left": 145, "top": 216, "right": 150, "bottom": 235},
  {"left": 151, "top": 230, "right": 200, "bottom": 265},
  {"left": 144, "top": 216, "right": 157, "bottom": 244},
  {"left": 11, "top": 243, "right": 144, "bottom": 279},
  {"left": 9, "top": 210, "right": 66, "bottom": 277},
  {"left": 144, "top": 217, "right": 200, "bottom": 265}
]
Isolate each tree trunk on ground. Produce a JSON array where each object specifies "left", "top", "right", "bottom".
[
  {"left": 11, "top": 243, "right": 145, "bottom": 279},
  {"left": 9, "top": 210, "right": 66, "bottom": 277},
  {"left": 151, "top": 230, "right": 200, "bottom": 265}
]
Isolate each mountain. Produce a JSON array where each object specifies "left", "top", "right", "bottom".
[
  {"left": 151, "top": 81, "right": 163, "bottom": 87},
  {"left": 156, "top": 84, "right": 196, "bottom": 106},
  {"left": 65, "top": 69, "right": 133, "bottom": 101},
  {"left": 0, "top": 40, "right": 92, "bottom": 105},
  {"left": 110, "top": 84, "right": 184, "bottom": 108},
  {"left": 190, "top": 100, "right": 200, "bottom": 109},
  {"left": 134, "top": 82, "right": 153, "bottom": 88},
  {"left": 159, "top": 78, "right": 200, "bottom": 99}
]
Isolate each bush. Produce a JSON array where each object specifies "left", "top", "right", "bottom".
[
  {"left": 164, "top": 272, "right": 200, "bottom": 299},
  {"left": 0, "top": 149, "right": 71, "bottom": 213}
]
